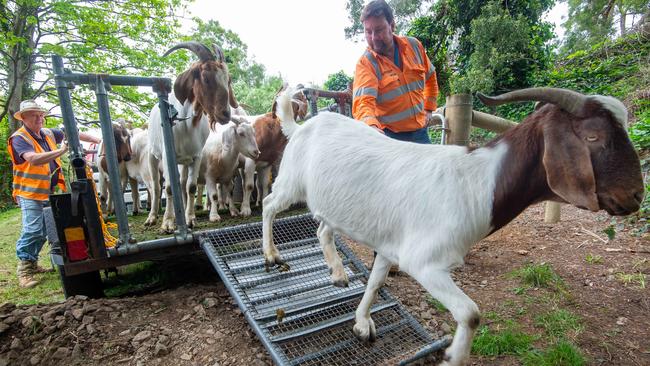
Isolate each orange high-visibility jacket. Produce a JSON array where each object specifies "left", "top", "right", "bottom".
[
  {"left": 352, "top": 35, "right": 439, "bottom": 133},
  {"left": 8, "top": 126, "right": 66, "bottom": 202}
]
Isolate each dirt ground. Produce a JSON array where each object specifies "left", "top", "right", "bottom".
[{"left": 0, "top": 203, "right": 648, "bottom": 366}]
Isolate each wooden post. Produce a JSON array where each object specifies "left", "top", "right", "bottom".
[
  {"left": 445, "top": 94, "right": 473, "bottom": 146},
  {"left": 544, "top": 201, "right": 561, "bottom": 223}
]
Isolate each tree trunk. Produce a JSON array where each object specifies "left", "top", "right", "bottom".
[{"left": 4, "top": 3, "right": 38, "bottom": 134}]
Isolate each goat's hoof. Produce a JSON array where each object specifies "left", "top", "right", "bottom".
[
  {"left": 353, "top": 318, "right": 376, "bottom": 343},
  {"left": 332, "top": 278, "right": 349, "bottom": 288},
  {"left": 187, "top": 218, "right": 197, "bottom": 228},
  {"left": 240, "top": 208, "right": 251, "bottom": 217},
  {"left": 264, "top": 256, "right": 288, "bottom": 272},
  {"left": 144, "top": 217, "right": 157, "bottom": 226},
  {"left": 209, "top": 215, "right": 221, "bottom": 222}
]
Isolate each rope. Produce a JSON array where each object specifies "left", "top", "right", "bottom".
[{"left": 84, "top": 164, "right": 118, "bottom": 248}]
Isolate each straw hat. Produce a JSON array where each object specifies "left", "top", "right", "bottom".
[{"left": 13, "top": 100, "right": 49, "bottom": 121}]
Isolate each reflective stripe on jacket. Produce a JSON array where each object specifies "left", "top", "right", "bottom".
[
  {"left": 8, "top": 126, "right": 66, "bottom": 201},
  {"left": 352, "top": 35, "right": 439, "bottom": 132}
]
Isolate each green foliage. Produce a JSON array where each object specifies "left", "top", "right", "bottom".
[
  {"left": 585, "top": 253, "right": 603, "bottom": 264},
  {"left": 232, "top": 76, "right": 283, "bottom": 115},
  {"left": 472, "top": 322, "right": 536, "bottom": 356},
  {"left": 561, "top": 0, "right": 648, "bottom": 56},
  {"left": 324, "top": 70, "right": 353, "bottom": 91},
  {"left": 522, "top": 340, "right": 586, "bottom": 366},
  {"left": 510, "top": 262, "right": 566, "bottom": 291},
  {"left": 451, "top": 1, "right": 534, "bottom": 94},
  {"left": 603, "top": 225, "right": 616, "bottom": 240},
  {"left": 534, "top": 309, "right": 584, "bottom": 339}
]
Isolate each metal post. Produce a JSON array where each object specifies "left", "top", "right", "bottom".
[
  {"left": 93, "top": 75, "right": 133, "bottom": 247},
  {"left": 152, "top": 81, "right": 190, "bottom": 240},
  {"left": 52, "top": 55, "right": 106, "bottom": 257},
  {"left": 445, "top": 94, "right": 473, "bottom": 146},
  {"left": 52, "top": 56, "right": 86, "bottom": 180}
]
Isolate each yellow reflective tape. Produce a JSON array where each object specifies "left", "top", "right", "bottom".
[{"left": 64, "top": 227, "right": 85, "bottom": 242}]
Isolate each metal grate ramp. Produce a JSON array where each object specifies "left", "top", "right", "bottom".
[{"left": 199, "top": 214, "right": 449, "bottom": 365}]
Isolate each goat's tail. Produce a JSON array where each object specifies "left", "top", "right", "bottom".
[{"left": 275, "top": 88, "right": 300, "bottom": 139}]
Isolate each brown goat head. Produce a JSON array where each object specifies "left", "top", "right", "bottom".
[
  {"left": 479, "top": 87, "right": 644, "bottom": 216},
  {"left": 99, "top": 120, "right": 133, "bottom": 172},
  {"left": 163, "top": 41, "right": 238, "bottom": 130}
]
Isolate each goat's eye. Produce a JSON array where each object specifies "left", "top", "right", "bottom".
[{"left": 586, "top": 136, "right": 598, "bottom": 142}]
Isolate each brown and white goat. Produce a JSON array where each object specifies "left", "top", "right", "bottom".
[
  {"left": 146, "top": 42, "right": 238, "bottom": 232},
  {"left": 239, "top": 89, "right": 308, "bottom": 216},
  {"left": 97, "top": 120, "right": 133, "bottom": 216},
  {"left": 262, "top": 87, "right": 644, "bottom": 366}
]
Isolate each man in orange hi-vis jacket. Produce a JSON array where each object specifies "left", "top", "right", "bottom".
[
  {"left": 8, "top": 100, "right": 100, "bottom": 288},
  {"left": 352, "top": 0, "right": 439, "bottom": 144}
]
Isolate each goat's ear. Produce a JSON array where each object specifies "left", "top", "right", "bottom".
[
  {"left": 221, "top": 125, "right": 235, "bottom": 150},
  {"left": 542, "top": 122, "right": 599, "bottom": 211},
  {"left": 228, "top": 79, "right": 239, "bottom": 108}
]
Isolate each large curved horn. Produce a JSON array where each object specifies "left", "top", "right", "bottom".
[
  {"left": 163, "top": 41, "right": 215, "bottom": 62},
  {"left": 211, "top": 43, "right": 225, "bottom": 62},
  {"left": 477, "top": 88, "right": 588, "bottom": 116}
]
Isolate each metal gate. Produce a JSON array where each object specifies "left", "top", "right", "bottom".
[{"left": 199, "top": 214, "right": 450, "bottom": 365}]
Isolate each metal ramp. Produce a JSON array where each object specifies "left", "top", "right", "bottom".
[{"left": 199, "top": 214, "right": 449, "bottom": 365}]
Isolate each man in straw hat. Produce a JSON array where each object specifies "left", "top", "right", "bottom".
[{"left": 8, "top": 99, "right": 101, "bottom": 288}]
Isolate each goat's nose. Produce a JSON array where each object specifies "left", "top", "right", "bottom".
[{"left": 635, "top": 190, "right": 645, "bottom": 203}]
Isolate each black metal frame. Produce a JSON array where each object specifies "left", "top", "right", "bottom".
[{"left": 51, "top": 55, "right": 194, "bottom": 274}]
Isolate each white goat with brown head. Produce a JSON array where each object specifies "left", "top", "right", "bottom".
[
  {"left": 262, "top": 87, "right": 644, "bottom": 366},
  {"left": 146, "top": 41, "right": 238, "bottom": 232}
]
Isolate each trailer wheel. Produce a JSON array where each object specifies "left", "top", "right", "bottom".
[{"left": 57, "top": 266, "right": 104, "bottom": 298}]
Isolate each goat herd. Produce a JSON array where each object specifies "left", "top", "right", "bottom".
[{"left": 95, "top": 42, "right": 645, "bottom": 366}]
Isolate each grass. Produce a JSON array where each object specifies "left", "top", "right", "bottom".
[
  {"left": 534, "top": 309, "right": 584, "bottom": 339},
  {"left": 472, "top": 322, "right": 537, "bottom": 356},
  {"left": 0, "top": 208, "right": 64, "bottom": 305},
  {"left": 615, "top": 272, "right": 646, "bottom": 289},
  {"left": 510, "top": 262, "right": 568, "bottom": 295},
  {"left": 584, "top": 253, "right": 603, "bottom": 264},
  {"left": 522, "top": 340, "right": 586, "bottom": 366},
  {"left": 0, "top": 203, "right": 309, "bottom": 305}
]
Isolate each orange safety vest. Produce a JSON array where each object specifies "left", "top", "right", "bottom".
[
  {"left": 8, "top": 126, "right": 66, "bottom": 202},
  {"left": 352, "top": 35, "right": 439, "bottom": 133}
]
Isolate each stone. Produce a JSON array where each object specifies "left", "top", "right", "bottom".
[
  {"left": 0, "top": 323, "right": 9, "bottom": 335},
  {"left": 193, "top": 305, "right": 206, "bottom": 317},
  {"left": 157, "top": 334, "right": 169, "bottom": 345},
  {"left": 154, "top": 342, "right": 169, "bottom": 357},
  {"left": 119, "top": 329, "right": 131, "bottom": 336},
  {"left": 29, "top": 355, "right": 40, "bottom": 365},
  {"left": 180, "top": 353, "right": 192, "bottom": 360},
  {"left": 71, "top": 308, "right": 84, "bottom": 321},
  {"left": 52, "top": 347, "right": 70, "bottom": 359},
  {"left": 72, "top": 343, "right": 83, "bottom": 358},
  {"left": 21, "top": 316, "right": 39, "bottom": 328},
  {"left": 202, "top": 298, "right": 218, "bottom": 308},
  {"left": 82, "top": 315, "right": 94, "bottom": 324},
  {"left": 10, "top": 338, "right": 23, "bottom": 350},
  {"left": 132, "top": 330, "right": 152, "bottom": 343}
]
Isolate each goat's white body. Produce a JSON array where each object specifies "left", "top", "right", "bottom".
[
  {"left": 197, "top": 122, "right": 257, "bottom": 221},
  {"left": 124, "top": 129, "right": 156, "bottom": 215},
  {"left": 146, "top": 93, "right": 210, "bottom": 230},
  {"left": 263, "top": 94, "right": 509, "bottom": 366},
  {"left": 275, "top": 112, "right": 506, "bottom": 269}
]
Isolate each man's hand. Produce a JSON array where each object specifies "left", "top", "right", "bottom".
[
  {"left": 425, "top": 111, "right": 444, "bottom": 127},
  {"left": 60, "top": 142, "right": 68, "bottom": 153}
]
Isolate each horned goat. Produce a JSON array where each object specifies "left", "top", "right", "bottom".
[
  {"left": 262, "top": 87, "right": 644, "bottom": 366},
  {"left": 145, "top": 41, "right": 238, "bottom": 232}
]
